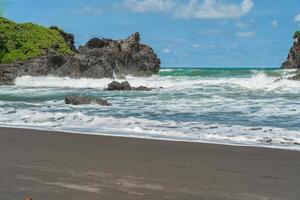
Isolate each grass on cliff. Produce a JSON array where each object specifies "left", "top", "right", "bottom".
[
  {"left": 294, "top": 31, "right": 300, "bottom": 39},
  {"left": 0, "top": 17, "right": 74, "bottom": 64}
]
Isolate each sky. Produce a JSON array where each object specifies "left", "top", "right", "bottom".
[{"left": 1, "top": 0, "right": 300, "bottom": 68}]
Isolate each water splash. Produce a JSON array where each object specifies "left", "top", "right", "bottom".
[{"left": 2, "top": 68, "right": 300, "bottom": 150}]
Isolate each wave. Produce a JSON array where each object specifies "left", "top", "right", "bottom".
[
  {"left": 0, "top": 108, "right": 299, "bottom": 150},
  {"left": 12, "top": 69, "right": 300, "bottom": 93},
  {"left": 1, "top": 68, "right": 300, "bottom": 150}
]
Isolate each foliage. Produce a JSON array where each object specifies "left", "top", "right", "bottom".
[
  {"left": 294, "top": 31, "right": 300, "bottom": 39},
  {"left": 0, "top": 17, "right": 74, "bottom": 63}
]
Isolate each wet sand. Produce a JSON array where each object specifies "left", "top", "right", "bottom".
[{"left": 0, "top": 127, "right": 299, "bottom": 200}]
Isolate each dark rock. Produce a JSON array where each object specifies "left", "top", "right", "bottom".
[
  {"left": 107, "top": 81, "right": 132, "bottom": 91},
  {"left": 281, "top": 35, "right": 300, "bottom": 69},
  {"left": 288, "top": 71, "right": 300, "bottom": 80},
  {"left": 0, "top": 31, "right": 160, "bottom": 85},
  {"left": 121, "top": 81, "right": 132, "bottom": 90},
  {"left": 65, "top": 96, "right": 111, "bottom": 106},
  {"left": 132, "top": 86, "right": 152, "bottom": 91},
  {"left": 86, "top": 38, "right": 108, "bottom": 49},
  {"left": 108, "top": 81, "right": 123, "bottom": 90},
  {"left": 107, "top": 81, "right": 152, "bottom": 91},
  {"left": 49, "top": 26, "right": 77, "bottom": 53}
]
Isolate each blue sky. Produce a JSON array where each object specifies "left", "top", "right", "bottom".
[{"left": 1, "top": 0, "right": 300, "bottom": 68}]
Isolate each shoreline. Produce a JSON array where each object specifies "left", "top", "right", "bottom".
[
  {"left": 0, "top": 127, "right": 299, "bottom": 199},
  {"left": 0, "top": 125, "right": 299, "bottom": 152}
]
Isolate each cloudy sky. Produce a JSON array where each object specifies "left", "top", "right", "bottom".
[{"left": 1, "top": 0, "right": 300, "bottom": 68}]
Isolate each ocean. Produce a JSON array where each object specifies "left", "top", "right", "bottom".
[{"left": 1, "top": 68, "right": 300, "bottom": 150}]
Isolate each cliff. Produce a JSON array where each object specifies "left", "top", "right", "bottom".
[
  {"left": 0, "top": 18, "right": 160, "bottom": 85},
  {"left": 281, "top": 31, "right": 300, "bottom": 69}
]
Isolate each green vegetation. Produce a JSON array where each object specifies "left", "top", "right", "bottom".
[
  {"left": 0, "top": 17, "right": 74, "bottom": 64},
  {"left": 294, "top": 31, "right": 300, "bottom": 39}
]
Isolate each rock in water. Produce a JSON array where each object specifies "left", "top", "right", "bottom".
[
  {"left": 121, "top": 81, "right": 132, "bottom": 90},
  {"left": 107, "top": 81, "right": 152, "bottom": 91},
  {"left": 65, "top": 96, "right": 111, "bottom": 106},
  {"left": 132, "top": 86, "right": 152, "bottom": 91},
  {"left": 107, "top": 81, "right": 123, "bottom": 90},
  {"left": 288, "top": 71, "right": 300, "bottom": 81},
  {"left": 0, "top": 18, "right": 161, "bottom": 85},
  {"left": 281, "top": 32, "right": 300, "bottom": 69},
  {"left": 107, "top": 81, "right": 132, "bottom": 90}
]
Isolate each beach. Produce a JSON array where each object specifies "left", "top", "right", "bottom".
[{"left": 0, "top": 127, "right": 299, "bottom": 200}]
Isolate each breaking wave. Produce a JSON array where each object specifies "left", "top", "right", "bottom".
[{"left": 1, "top": 68, "right": 300, "bottom": 150}]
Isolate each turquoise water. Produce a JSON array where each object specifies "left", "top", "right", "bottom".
[{"left": 0, "top": 68, "right": 300, "bottom": 150}]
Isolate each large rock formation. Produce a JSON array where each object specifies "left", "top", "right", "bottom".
[
  {"left": 281, "top": 32, "right": 300, "bottom": 69},
  {"left": 0, "top": 18, "right": 160, "bottom": 85}
]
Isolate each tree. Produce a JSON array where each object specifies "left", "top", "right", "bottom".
[{"left": 294, "top": 31, "right": 300, "bottom": 39}]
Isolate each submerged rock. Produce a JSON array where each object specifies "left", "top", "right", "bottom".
[
  {"left": 107, "top": 81, "right": 152, "bottom": 91},
  {"left": 0, "top": 18, "right": 161, "bottom": 85},
  {"left": 132, "top": 86, "right": 152, "bottom": 91},
  {"left": 288, "top": 72, "right": 300, "bottom": 80},
  {"left": 65, "top": 96, "right": 111, "bottom": 106},
  {"left": 281, "top": 32, "right": 300, "bottom": 69}
]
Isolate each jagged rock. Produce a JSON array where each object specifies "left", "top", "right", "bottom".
[
  {"left": 108, "top": 81, "right": 123, "bottom": 90},
  {"left": 65, "top": 96, "right": 111, "bottom": 106},
  {"left": 49, "top": 26, "right": 77, "bottom": 52},
  {"left": 0, "top": 18, "right": 161, "bottom": 85},
  {"left": 107, "top": 81, "right": 152, "bottom": 91},
  {"left": 107, "top": 81, "right": 132, "bottom": 90},
  {"left": 85, "top": 38, "right": 109, "bottom": 49},
  {"left": 281, "top": 34, "right": 300, "bottom": 69},
  {"left": 121, "top": 81, "right": 132, "bottom": 90}
]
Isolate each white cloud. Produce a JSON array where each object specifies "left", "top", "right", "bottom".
[
  {"left": 162, "top": 48, "right": 172, "bottom": 53},
  {"left": 123, "top": 0, "right": 175, "bottom": 13},
  {"left": 295, "top": 13, "right": 300, "bottom": 23},
  {"left": 271, "top": 20, "right": 278, "bottom": 27},
  {"left": 236, "top": 31, "right": 256, "bottom": 38},
  {"left": 123, "top": 0, "right": 254, "bottom": 19},
  {"left": 73, "top": 5, "right": 102, "bottom": 15},
  {"left": 192, "top": 44, "right": 201, "bottom": 48},
  {"left": 174, "top": 0, "right": 254, "bottom": 19}
]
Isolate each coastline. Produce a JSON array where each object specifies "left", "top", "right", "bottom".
[
  {"left": 0, "top": 127, "right": 299, "bottom": 200},
  {"left": 0, "top": 124, "right": 299, "bottom": 152}
]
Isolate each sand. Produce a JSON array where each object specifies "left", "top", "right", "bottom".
[{"left": 0, "top": 127, "right": 299, "bottom": 200}]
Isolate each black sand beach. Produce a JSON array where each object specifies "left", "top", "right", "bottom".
[{"left": 0, "top": 127, "right": 299, "bottom": 200}]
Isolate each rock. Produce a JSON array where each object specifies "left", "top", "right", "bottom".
[
  {"left": 281, "top": 33, "right": 300, "bottom": 69},
  {"left": 107, "top": 81, "right": 132, "bottom": 90},
  {"left": 132, "top": 86, "right": 152, "bottom": 91},
  {"left": 107, "top": 81, "right": 152, "bottom": 91},
  {"left": 0, "top": 18, "right": 161, "bottom": 85},
  {"left": 121, "top": 81, "right": 132, "bottom": 90},
  {"left": 85, "top": 38, "right": 108, "bottom": 49},
  {"left": 108, "top": 81, "right": 123, "bottom": 90},
  {"left": 49, "top": 26, "right": 77, "bottom": 52},
  {"left": 288, "top": 71, "right": 300, "bottom": 80},
  {"left": 65, "top": 96, "right": 111, "bottom": 106}
]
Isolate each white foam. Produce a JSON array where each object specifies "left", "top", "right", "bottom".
[
  {"left": 1, "top": 70, "right": 300, "bottom": 150},
  {"left": 13, "top": 71, "right": 300, "bottom": 93},
  {"left": 0, "top": 108, "right": 300, "bottom": 150}
]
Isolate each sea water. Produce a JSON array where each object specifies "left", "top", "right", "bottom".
[{"left": 1, "top": 68, "right": 300, "bottom": 150}]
